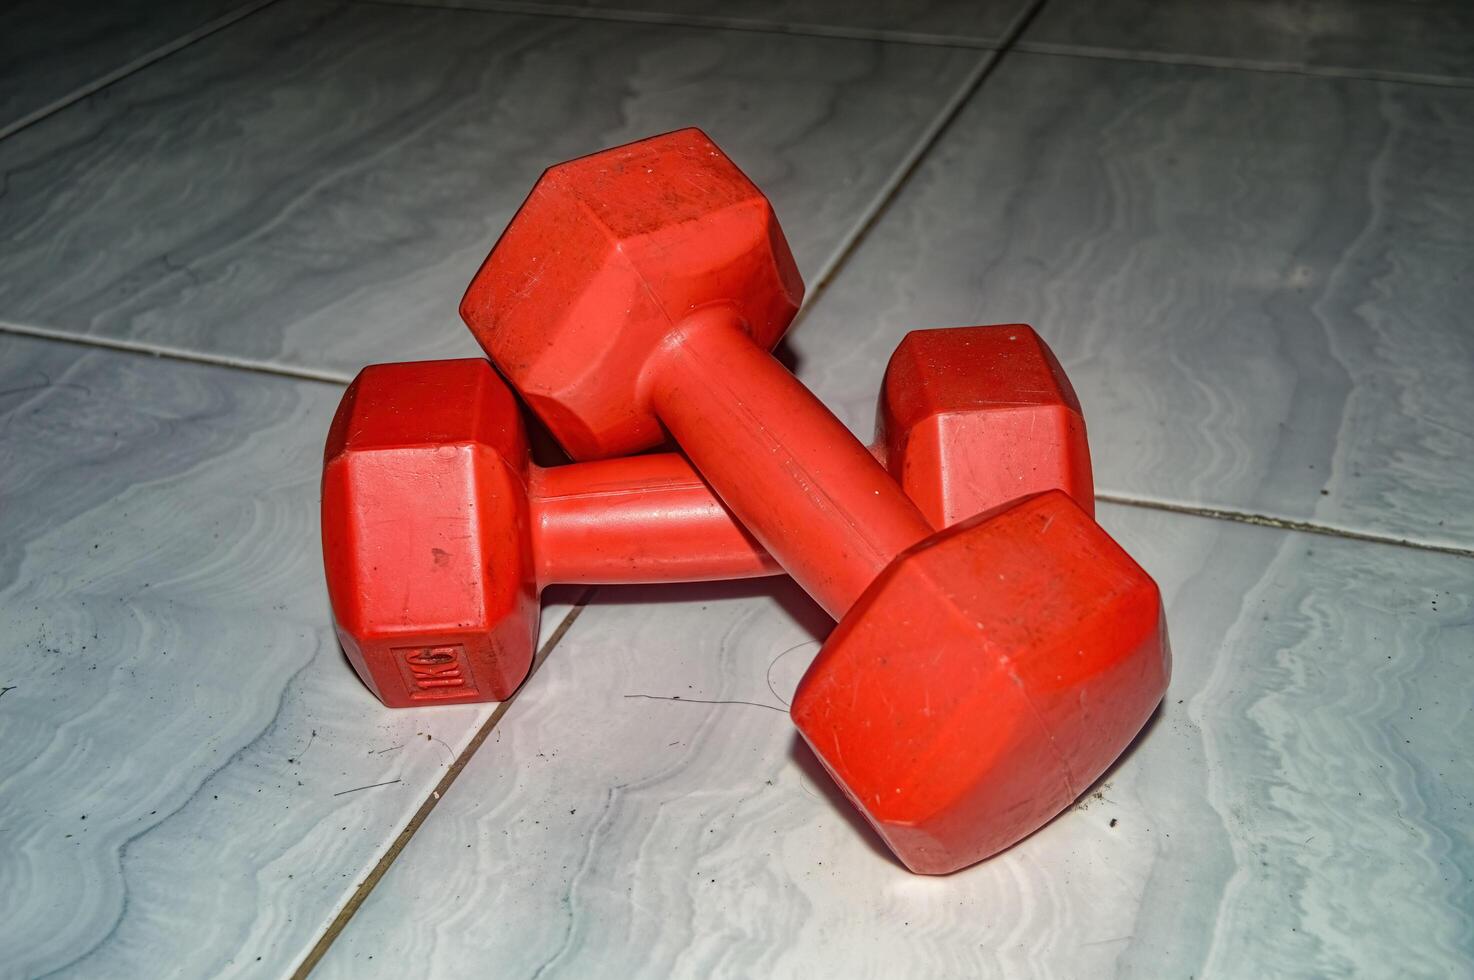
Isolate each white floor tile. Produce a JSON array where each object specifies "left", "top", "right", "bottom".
[
  {"left": 0, "top": 0, "right": 979, "bottom": 378},
  {"left": 0, "top": 335, "right": 573, "bottom": 977},
  {"left": 784, "top": 53, "right": 1474, "bottom": 549}
]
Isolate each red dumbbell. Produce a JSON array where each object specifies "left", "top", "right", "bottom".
[
  {"left": 460, "top": 129, "right": 1169, "bottom": 874},
  {"left": 322, "top": 324, "right": 1092, "bottom": 709}
]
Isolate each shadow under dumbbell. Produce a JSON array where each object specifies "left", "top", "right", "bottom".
[
  {"left": 783, "top": 698, "right": 1169, "bottom": 876},
  {"left": 549, "top": 580, "right": 1171, "bottom": 877},
  {"left": 772, "top": 336, "right": 803, "bottom": 375},
  {"left": 576, "top": 577, "right": 831, "bottom": 644},
  {"left": 987, "top": 698, "right": 1168, "bottom": 867},
  {"left": 1069, "top": 696, "right": 1165, "bottom": 814},
  {"left": 787, "top": 731, "right": 904, "bottom": 870}
]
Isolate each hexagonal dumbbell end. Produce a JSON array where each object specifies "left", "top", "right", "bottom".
[
  {"left": 321, "top": 359, "right": 538, "bottom": 707},
  {"left": 461, "top": 127, "right": 804, "bottom": 460},
  {"left": 790, "top": 491, "right": 1169, "bottom": 874},
  {"left": 880, "top": 325, "right": 1094, "bottom": 525}
]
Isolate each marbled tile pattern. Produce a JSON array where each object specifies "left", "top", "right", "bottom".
[
  {"left": 313, "top": 503, "right": 1474, "bottom": 978},
  {"left": 401, "top": 0, "right": 1031, "bottom": 43},
  {"left": 1026, "top": 0, "right": 1474, "bottom": 81},
  {"left": 783, "top": 54, "right": 1474, "bottom": 550},
  {"left": 0, "top": 334, "right": 574, "bottom": 977},
  {"left": 0, "top": 0, "right": 249, "bottom": 134},
  {"left": 0, "top": 0, "right": 979, "bottom": 378},
  {"left": 3, "top": 0, "right": 1472, "bottom": 974}
]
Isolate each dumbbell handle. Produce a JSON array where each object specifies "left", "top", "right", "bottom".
[
  {"left": 531, "top": 452, "right": 776, "bottom": 584},
  {"left": 531, "top": 438, "right": 906, "bottom": 585},
  {"left": 648, "top": 307, "right": 933, "bottom": 619}
]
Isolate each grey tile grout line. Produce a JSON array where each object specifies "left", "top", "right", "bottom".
[
  {"left": 790, "top": 0, "right": 1049, "bottom": 316},
  {"left": 350, "top": 0, "right": 1005, "bottom": 49},
  {"left": 1012, "top": 39, "right": 1474, "bottom": 91},
  {"left": 1097, "top": 493, "right": 1474, "bottom": 559},
  {"left": 792, "top": 62, "right": 998, "bottom": 303},
  {"left": 13, "top": 299, "right": 1464, "bottom": 562},
  {"left": 290, "top": 588, "right": 598, "bottom": 980},
  {"left": 7, "top": 322, "right": 1474, "bottom": 563},
  {"left": 351, "top": 0, "right": 1474, "bottom": 91},
  {"left": 0, "top": 320, "right": 355, "bottom": 386},
  {"left": 0, "top": 0, "right": 284, "bottom": 144}
]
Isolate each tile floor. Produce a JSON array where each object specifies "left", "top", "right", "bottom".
[{"left": 1, "top": 1, "right": 1470, "bottom": 977}]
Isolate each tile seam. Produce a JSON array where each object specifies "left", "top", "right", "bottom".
[
  {"left": 349, "top": 0, "right": 1474, "bottom": 89},
  {"left": 795, "top": 0, "right": 1053, "bottom": 309},
  {"left": 289, "top": 590, "right": 598, "bottom": 979},
  {"left": 5, "top": 324, "right": 1466, "bottom": 558},
  {"left": 1096, "top": 493, "right": 1474, "bottom": 559},
  {"left": 1012, "top": 39, "right": 1474, "bottom": 91},
  {"left": 0, "top": 0, "right": 284, "bottom": 143},
  {"left": 350, "top": 0, "right": 1002, "bottom": 49},
  {"left": 0, "top": 321, "right": 355, "bottom": 386}
]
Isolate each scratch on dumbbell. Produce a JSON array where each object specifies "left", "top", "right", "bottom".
[
  {"left": 0, "top": 685, "right": 15, "bottom": 699},
  {"left": 622, "top": 693, "right": 784, "bottom": 713}
]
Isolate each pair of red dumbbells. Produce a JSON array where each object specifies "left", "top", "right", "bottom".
[{"left": 321, "top": 129, "right": 1170, "bottom": 875}]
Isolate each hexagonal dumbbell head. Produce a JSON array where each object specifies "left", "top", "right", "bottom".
[
  {"left": 460, "top": 127, "right": 803, "bottom": 460},
  {"left": 791, "top": 491, "right": 1168, "bottom": 874},
  {"left": 881, "top": 325, "right": 1094, "bottom": 524},
  {"left": 321, "top": 359, "right": 537, "bottom": 707}
]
